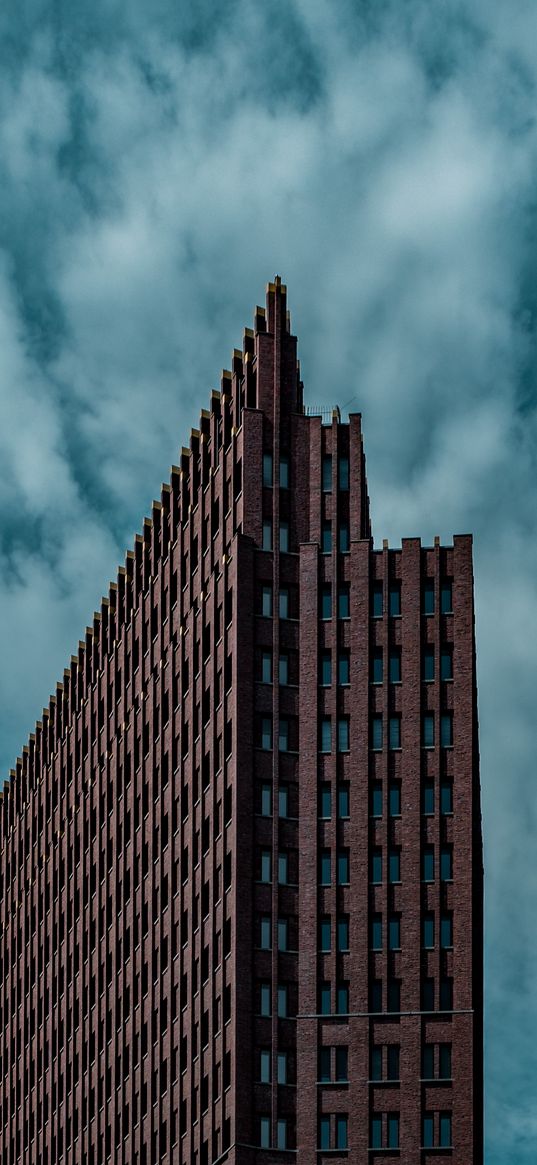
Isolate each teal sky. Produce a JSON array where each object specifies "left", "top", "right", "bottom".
[{"left": 1, "top": 3, "right": 536, "bottom": 1159}]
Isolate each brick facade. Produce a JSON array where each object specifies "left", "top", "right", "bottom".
[{"left": 0, "top": 279, "right": 483, "bottom": 1164}]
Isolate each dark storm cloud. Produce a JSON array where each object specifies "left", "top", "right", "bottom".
[{"left": 0, "top": 2, "right": 536, "bottom": 1159}]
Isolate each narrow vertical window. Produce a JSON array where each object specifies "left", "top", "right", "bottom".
[
  {"left": 321, "top": 585, "right": 332, "bottom": 619},
  {"left": 319, "top": 783, "right": 331, "bottom": 819},
  {"left": 423, "top": 645, "right": 434, "bottom": 681},
  {"left": 339, "top": 522, "right": 350, "bottom": 553},
  {"left": 279, "top": 455, "right": 289, "bottom": 488},
  {"left": 338, "top": 652, "right": 350, "bottom": 685},
  {"left": 259, "top": 1049, "right": 271, "bottom": 1083},
  {"left": 262, "top": 520, "right": 272, "bottom": 551},
  {"left": 439, "top": 1114, "right": 452, "bottom": 1148},
  {"left": 372, "top": 581, "right": 383, "bottom": 618},
  {"left": 320, "top": 717, "right": 332, "bottom": 753},
  {"left": 337, "top": 784, "right": 350, "bottom": 818},
  {"left": 440, "top": 714, "right": 453, "bottom": 748},
  {"left": 372, "top": 649, "right": 383, "bottom": 683},
  {"left": 423, "top": 714, "right": 435, "bottom": 748},
  {"left": 389, "top": 585, "right": 401, "bottom": 616},
  {"left": 279, "top": 654, "right": 289, "bottom": 685},
  {"left": 262, "top": 453, "right": 273, "bottom": 487},
  {"left": 372, "top": 715, "right": 383, "bottom": 750},
  {"left": 337, "top": 718, "right": 350, "bottom": 753},
  {"left": 441, "top": 648, "right": 453, "bottom": 680},
  {"left": 322, "top": 455, "right": 332, "bottom": 492},
  {"left": 261, "top": 651, "right": 272, "bottom": 684},
  {"left": 339, "top": 456, "right": 349, "bottom": 490},
  {"left": 322, "top": 522, "right": 332, "bottom": 553},
  {"left": 423, "top": 579, "right": 435, "bottom": 614},
  {"left": 279, "top": 587, "right": 289, "bottom": 618},
  {"left": 389, "top": 717, "right": 401, "bottom": 749},
  {"left": 335, "top": 1116, "right": 348, "bottom": 1150},
  {"left": 278, "top": 718, "right": 289, "bottom": 752},
  {"left": 389, "top": 651, "right": 401, "bottom": 683},
  {"left": 371, "top": 849, "right": 382, "bottom": 884},
  {"left": 279, "top": 522, "right": 289, "bottom": 553},
  {"left": 441, "top": 581, "right": 453, "bottom": 613},
  {"left": 260, "top": 718, "right": 272, "bottom": 751},
  {"left": 261, "top": 586, "right": 272, "bottom": 616},
  {"left": 338, "top": 584, "right": 350, "bottom": 618},
  {"left": 320, "top": 651, "right": 331, "bottom": 686}
]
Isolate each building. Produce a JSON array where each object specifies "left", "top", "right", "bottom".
[{"left": 0, "top": 278, "right": 483, "bottom": 1165}]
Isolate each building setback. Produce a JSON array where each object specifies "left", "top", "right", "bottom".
[{"left": 0, "top": 279, "right": 483, "bottom": 1165}]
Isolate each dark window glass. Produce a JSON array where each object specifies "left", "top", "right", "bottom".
[
  {"left": 372, "top": 715, "right": 383, "bottom": 750},
  {"left": 387, "top": 1115, "right": 399, "bottom": 1149},
  {"left": 339, "top": 523, "right": 350, "bottom": 553},
  {"left": 261, "top": 650, "right": 272, "bottom": 683},
  {"left": 423, "top": 914, "right": 435, "bottom": 949},
  {"left": 388, "top": 916, "right": 400, "bottom": 950},
  {"left": 441, "top": 714, "right": 453, "bottom": 748},
  {"left": 370, "top": 1047, "right": 382, "bottom": 1081},
  {"left": 322, "top": 455, "right": 332, "bottom": 492},
  {"left": 371, "top": 914, "right": 382, "bottom": 951},
  {"left": 319, "top": 1115, "right": 330, "bottom": 1151},
  {"left": 370, "top": 980, "right": 382, "bottom": 1012},
  {"left": 441, "top": 581, "right": 453, "bottom": 614},
  {"left": 318, "top": 1047, "right": 331, "bottom": 1083},
  {"left": 389, "top": 586, "right": 401, "bottom": 617},
  {"left": 371, "top": 783, "right": 382, "bottom": 817},
  {"left": 279, "top": 786, "right": 289, "bottom": 818},
  {"left": 319, "top": 850, "right": 331, "bottom": 886},
  {"left": 423, "top": 782, "right": 435, "bottom": 815},
  {"left": 440, "top": 915, "right": 453, "bottom": 949},
  {"left": 338, "top": 652, "right": 350, "bottom": 685},
  {"left": 423, "top": 1114, "right": 434, "bottom": 1148},
  {"left": 422, "top": 978, "right": 435, "bottom": 1010},
  {"left": 423, "top": 645, "right": 434, "bottom": 681},
  {"left": 423, "top": 579, "right": 435, "bottom": 614},
  {"left": 279, "top": 456, "right": 289, "bottom": 488},
  {"left": 388, "top": 851, "right": 400, "bottom": 883},
  {"left": 372, "top": 648, "right": 383, "bottom": 683},
  {"left": 261, "top": 586, "right": 272, "bottom": 617},
  {"left": 337, "top": 784, "right": 350, "bottom": 818},
  {"left": 389, "top": 651, "right": 401, "bottom": 683},
  {"left": 371, "top": 850, "right": 382, "bottom": 884},
  {"left": 320, "top": 917, "right": 331, "bottom": 952},
  {"left": 370, "top": 1116, "right": 382, "bottom": 1149},
  {"left": 319, "top": 783, "right": 331, "bottom": 819},
  {"left": 321, "top": 585, "right": 332, "bottom": 619},
  {"left": 322, "top": 522, "right": 332, "bottom": 554},
  {"left": 337, "top": 718, "right": 350, "bottom": 752},
  {"left": 320, "top": 717, "right": 332, "bottom": 753},
  {"left": 389, "top": 717, "right": 401, "bottom": 749},
  {"left": 422, "top": 1046, "right": 434, "bottom": 1079},
  {"left": 335, "top": 1116, "right": 348, "bottom": 1150},
  {"left": 441, "top": 649, "right": 453, "bottom": 680},
  {"left": 339, "top": 457, "right": 349, "bottom": 490},
  {"left": 423, "top": 714, "right": 434, "bottom": 748},
  {"left": 439, "top": 1113, "right": 452, "bottom": 1148},
  {"left": 440, "top": 847, "right": 453, "bottom": 881},
  {"left": 337, "top": 851, "right": 350, "bottom": 885},
  {"left": 320, "top": 983, "right": 331, "bottom": 1015},
  {"left": 338, "top": 585, "right": 350, "bottom": 618},
  {"left": 387, "top": 980, "right": 400, "bottom": 1012},
  {"left": 387, "top": 1046, "right": 400, "bottom": 1080},
  {"left": 372, "top": 582, "right": 383, "bottom": 618},
  {"left": 335, "top": 1047, "right": 348, "bottom": 1081},
  {"left": 320, "top": 651, "right": 331, "bottom": 686},
  {"left": 440, "top": 782, "right": 453, "bottom": 814},
  {"left": 389, "top": 783, "right": 401, "bottom": 817},
  {"left": 336, "top": 983, "right": 349, "bottom": 1014},
  {"left": 262, "top": 452, "right": 273, "bottom": 487},
  {"left": 439, "top": 1044, "right": 452, "bottom": 1078},
  {"left": 337, "top": 917, "right": 349, "bottom": 951},
  {"left": 440, "top": 978, "right": 453, "bottom": 1010},
  {"left": 279, "top": 588, "right": 289, "bottom": 618},
  {"left": 422, "top": 848, "right": 434, "bottom": 882}
]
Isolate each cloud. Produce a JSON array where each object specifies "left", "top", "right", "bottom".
[{"left": 0, "top": 2, "right": 536, "bottom": 1160}]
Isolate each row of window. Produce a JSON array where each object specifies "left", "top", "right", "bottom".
[
  {"left": 262, "top": 452, "right": 350, "bottom": 492},
  {"left": 256, "top": 712, "right": 454, "bottom": 752},
  {"left": 257, "top": 646, "right": 453, "bottom": 687},
  {"left": 258, "top": 579, "right": 453, "bottom": 621},
  {"left": 255, "top": 779, "right": 453, "bottom": 821},
  {"left": 257, "top": 913, "right": 454, "bottom": 954},
  {"left": 370, "top": 913, "right": 453, "bottom": 952},
  {"left": 257, "top": 1110, "right": 454, "bottom": 1152},
  {"left": 370, "top": 845, "right": 453, "bottom": 884},
  {"left": 256, "top": 976, "right": 453, "bottom": 1018}
]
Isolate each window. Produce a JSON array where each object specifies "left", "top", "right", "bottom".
[
  {"left": 423, "top": 914, "right": 435, "bottom": 949},
  {"left": 261, "top": 651, "right": 272, "bottom": 684},
  {"left": 336, "top": 983, "right": 349, "bottom": 1014},
  {"left": 337, "top": 917, "right": 349, "bottom": 951},
  {"left": 371, "top": 1047, "right": 382, "bottom": 1081},
  {"left": 280, "top": 455, "right": 289, "bottom": 488},
  {"left": 387, "top": 1115, "right": 399, "bottom": 1149},
  {"left": 337, "top": 784, "right": 350, "bottom": 818},
  {"left": 339, "top": 456, "right": 349, "bottom": 490},
  {"left": 371, "top": 914, "right": 382, "bottom": 951},
  {"left": 277, "top": 985, "right": 288, "bottom": 1017},
  {"left": 260, "top": 1116, "right": 271, "bottom": 1149},
  {"left": 371, "top": 715, "right": 383, "bottom": 751},
  {"left": 279, "top": 522, "right": 289, "bottom": 552},
  {"left": 422, "top": 1045, "right": 435, "bottom": 1079},
  {"left": 278, "top": 718, "right": 289, "bottom": 752},
  {"left": 338, "top": 652, "right": 350, "bottom": 685},
  {"left": 319, "top": 851, "right": 331, "bottom": 886},
  {"left": 423, "top": 714, "right": 434, "bottom": 748},
  {"left": 320, "top": 982, "right": 331, "bottom": 1015},
  {"left": 387, "top": 1046, "right": 400, "bottom": 1080},
  {"left": 259, "top": 1049, "right": 271, "bottom": 1083},
  {"left": 322, "top": 455, "right": 332, "bottom": 491},
  {"left": 320, "top": 717, "right": 332, "bottom": 753},
  {"left": 320, "top": 917, "right": 331, "bottom": 952},
  {"left": 261, "top": 586, "right": 272, "bottom": 617},
  {"left": 277, "top": 919, "right": 288, "bottom": 951},
  {"left": 423, "top": 579, "right": 435, "bottom": 614},
  {"left": 370, "top": 980, "right": 382, "bottom": 1013},
  {"left": 321, "top": 585, "right": 332, "bottom": 619},
  {"left": 439, "top": 1044, "right": 452, "bottom": 1079},
  {"left": 337, "top": 850, "right": 349, "bottom": 885},
  {"left": 440, "top": 782, "right": 453, "bottom": 814},
  {"left": 441, "top": 714, "right": 453, "bottom": 748},
  {"left": 319, "top": 1116, "right": 330, "bottom": 1151},
  {"left": 275, "top": 1119, "right": 287, "bottom": 1151},
  {"left": 279, "top": 587, "right": 289, "bottom": 618},
  {"left": 423, "top": 645, "right": 434, "bottom": 681},
  {"left": 387, "top": 980, "right": 400, "bottom": 1012},
  {"left": 422, "top": 978, "right": 435, "bottom": 1010},
  {"left": 279, "top": 786, "right": 289, "bottom": 818},
  {"left": 389, "top": 717, "right": 401, "bottom": 749},
  {"left": 263, "top": 453, "right": 273, "bottom": 487},
  {"left": 277, "top": 1052, "right": 288, "bottom": 1084},
  {"left": 322, "top": 522, "right": 332, "bottom": 553},
  {"left": 440, "top": 1113, "right": 452, "bottom": 1147},
  {"left": 423, "top": 1113, "right": 434, "bottom": 1148},
  {"left": 262, "top": 520, "right": 272, "bottom": 551},
  {"left": 371, "top": 783, "right": 382, "bottom": 817},
  {"left": 372, "top": 582, "right": 383, "bottom": 618},
  {"left": 388, "top": 850, "right": 400, "bottom": 883},
  {"left": 388, "top": 916, "right": 400, "bottom": 950},
  {"left": 335, "top": 1116, "right": 348, "bottom": 1150},
  {"left": 389, "top": 783, "right": 401, "bottom": 816},
  {"left": 318, "top": 1046, "right": 331, "bottom": 1082},
  {"left": 260, "top": 784, "right": 272, "bottom": 816},
  {"left": 440, "top": 915, "right": 453, "bottom": 949},
  {"left": 372, "top": 648, "right": 383, "bottom": 684},
  {"left": 371, "top": 850, "right": 382, "bottom": 884},
  {"left": 260, "top": 983, "right": 271, "bottom": 1016},
  {"left": 370, "top": 1115, "right": 382, "bottom": 1150},
  {"left": 319, "top": 783, "right": 331, "bottom": 819},
  {"left": 260, "top": 851, "right": 271, "bottom": 883},
  {"left": 441, "top": 649, "right": 453, "bottom": 680},
  {"left": 337, "top": 718, "right": 350, "bottom": 752},
  {"left": 260, "top": 718, "right": 272, "bottom": 751},
  {"left": 320, "top": 651, "right": 331, "bottom": 686},
  {"left": 278, "top": 854, "right": 288, "bottom": 885},
  {"left": 423, "top": 781, "right": 435, "bottom": 815},
  {"left": 335, "top": 1047, "right": 348, "bottom": 1081},
  {"left": 441, "top": 581, "right": 453, "bottom": 614},
  {"left": 440, "top": 978, "right": 453, "bottom": 1010},
  {"left": 259, "top": 916, "right": 271, "bottom": 949},
  {"left": 423, "top": 848, "right": 434, "bottom": 882},
  {"left": 389, "top": 651, "right": 401, "bottom": 683},
  {"left": 279, "top": 654, "right": 289, "bottom": 685},
  {"left": 338, "top": 584, "right": 350, "bottom": 618},
  {"left": 339, "top": 523, "right": 350, "bottom": 553},
  {"left": 389, "top": 586, "right": 401, "bottom": 617},
  {"left": 440, "top": 847, "right": 453, "bottom": 881}
]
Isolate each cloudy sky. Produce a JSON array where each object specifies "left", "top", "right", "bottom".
[{"left": 0, "top": 2, "right": 535, "bottom": 1158}]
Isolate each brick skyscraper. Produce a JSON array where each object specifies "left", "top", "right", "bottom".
[{"left": 0, "top": 279, "right": 483, "bottom": 1165}]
